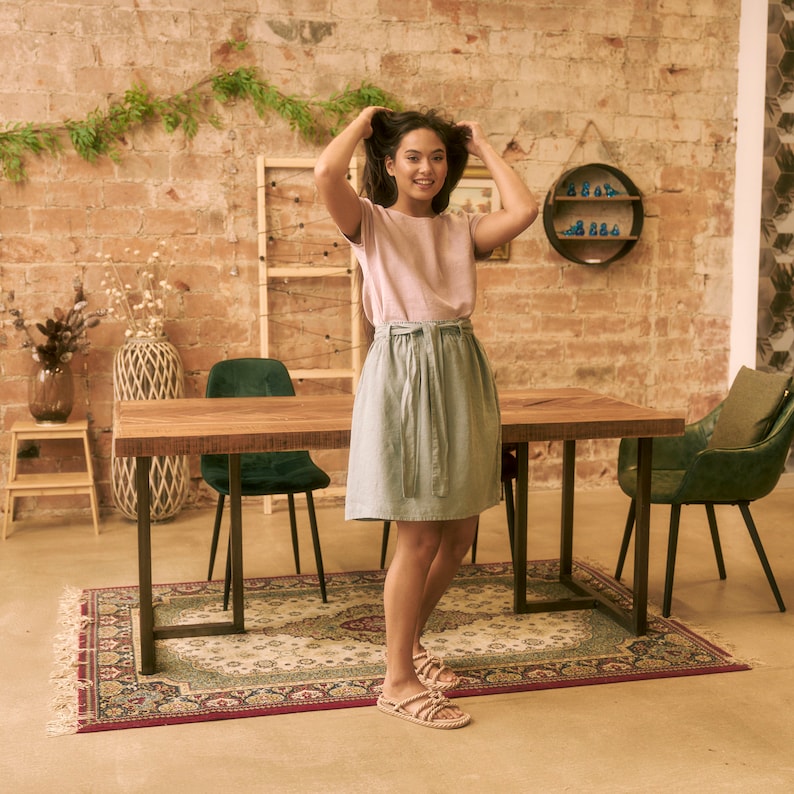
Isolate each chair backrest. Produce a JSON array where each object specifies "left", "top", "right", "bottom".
[
  {"left": 205, "top": 358, "right": 295, "bottom": 399},
  {"left": 761, "top": 390, "right": 794, "bottom": 448},
  {"left": 200, "top": 358, "right": 329, "bottom": 496},
  {"left": 669, "top": 393, "right": 794, "bottom": 505},
  {"left": 735, "top": 392, "right": 794, "bottom": 501}
]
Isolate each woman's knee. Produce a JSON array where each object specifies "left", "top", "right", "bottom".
[
  {"left": 439, "top": 517, "right": 478, "bottom": 561},
  {"left": 442, "top": 537, "right": 474, "bottom": 564},
  {"left": 394, "top": 521, "right": 443, "bottom": 561}
]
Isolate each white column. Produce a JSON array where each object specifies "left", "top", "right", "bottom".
[{"left": 730, "top": 0, "right": 767, "bottom": 378}]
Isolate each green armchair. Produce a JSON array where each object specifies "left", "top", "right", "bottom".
[{"left": 615, "top": 368, "right": 794, "bottom": 617}]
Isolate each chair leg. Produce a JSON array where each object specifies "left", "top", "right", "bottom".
[
  {"left": 704, "top": 503, "right": 727, "bottom": 580},
  {"left": 223, "top": 533, "right": 232, "bottom": 611},
  {"left": 738, "top": 502, "right": 786, "bottom": 612},
  {"left": 207, "top": 494, "right": 226, "bottom": 580},
  {"left": 305, "top": 491, "right": 327, "bottom": 603},
  {"left": 470, "top": 518, "right": 479, "bottom": 564},
  {"left": 380, "top": 521, "right": 391, "bottom": 569},
  {"left": 220, "top": 491, "right": 329, "bottom": 610},
  {"left": 287, "top": 493, "right": 301, "bottom": 574},
  {"left": 469, "top": 480, "right": 515, "bottom": 566},
  {"left": 614, "top": 499, "right": 636, "bottom": 581},
  {"left": 662, "top": 504, "right": 682, "bottom": 617},
  {"left": 504, "top": 480, "right": 516, "bottom": 565}
]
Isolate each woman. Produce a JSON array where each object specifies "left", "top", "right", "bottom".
[{"left": 315, "top": 107, "right": 537, "bottom": 728}]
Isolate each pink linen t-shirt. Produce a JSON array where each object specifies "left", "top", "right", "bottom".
[{"left": 348, "top": 197, "right": 488, "bottom": 325}]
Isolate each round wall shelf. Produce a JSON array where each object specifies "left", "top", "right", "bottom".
[{"left": 543, "top": 163, "right": 644, "bottom": 265}]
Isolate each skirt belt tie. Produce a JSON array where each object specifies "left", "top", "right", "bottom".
[{"left": 375, "top": 320, "right": 472, "bottom": 499}]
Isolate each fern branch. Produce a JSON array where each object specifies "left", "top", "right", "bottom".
[{"left": 1, "top": 67, "right": 399, "bottom": 182}]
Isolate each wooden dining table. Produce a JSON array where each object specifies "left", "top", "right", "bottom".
[{"left": 113, "top": 387, "right": 684, "bottom": 675}]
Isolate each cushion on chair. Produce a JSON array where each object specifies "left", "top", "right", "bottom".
[
  {"left": 706, "top": 366, "right": 792, "bottom": 449},
  {"left": 201, "top": 450, "right": 330, "bottom": 496}
]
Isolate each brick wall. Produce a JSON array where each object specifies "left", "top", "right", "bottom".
[{"left": 0, "top": 0, "right": 742, "bottom": 519}]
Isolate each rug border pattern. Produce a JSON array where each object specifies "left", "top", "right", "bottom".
[{"left": 49, "top": 560, "right": 750, "bottom": 735}]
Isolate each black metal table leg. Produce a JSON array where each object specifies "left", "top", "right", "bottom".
[
  {"left": 136, "top": 456, "right": 155, "bottom": 675},
  {"left": 511, "top": 437, "right": 650, "bottom": 636},
  {"left": 228, "top": 453, "right": 245, "bottom": 630},
  {"left": 512, "top": 442, "right": 529, "bottom": 613},
  {"left": 632, "top": 437, "right": 652, "bottom": 635},
  {"left": 560, "top": 440, "right": 576, "bottom": 577},
  {"left": 137, "top": 454, "right": 246, "bottom": 676}
]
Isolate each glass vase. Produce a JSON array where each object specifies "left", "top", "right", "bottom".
[{"left": 28, "top": 360, "right": 74, "bottom": 424}]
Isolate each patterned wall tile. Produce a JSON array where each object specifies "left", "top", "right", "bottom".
[
  {"left": 761, "top": 2, "right": 794, "bottom": 469},
  {"left": 760, "top": 2, "right": 794, "bottom": 373}
]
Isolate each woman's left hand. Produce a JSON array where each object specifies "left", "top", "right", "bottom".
[{"left": 456, "top": 120, "right": 489, "bottom": 158}]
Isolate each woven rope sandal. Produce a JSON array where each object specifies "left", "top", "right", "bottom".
[
  {"left": 413, "top": 650, "right": 459, "bottom": 691},
  {"left": 376, "top": 690, "right": 471, "bottom": 729}
]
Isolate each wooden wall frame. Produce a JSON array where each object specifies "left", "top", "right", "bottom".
[{"left": 256, "top": 156, "right": 363, "bottom": 392}]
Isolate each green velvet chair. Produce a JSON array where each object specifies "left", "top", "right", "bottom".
[
  {"left": 201, "top": 358, "right": 331, "bottom": 608},
  {"left": 379, "top": 445, "right": 518, "bottom": 568},
  {"left": 615, "top": 366, "right": 793, "bottom": 617}
]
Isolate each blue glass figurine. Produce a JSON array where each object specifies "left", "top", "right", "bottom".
[
  {"left": 594, "top": 185, "right": 602, "bottom": 197},
  {"left": 581, "top": 181, "right": 590, "bottom": 197},
  {"left": 611, "top": 224, "right": 621, "bottom": 236},
  {"left": 589, "top": 222, "right": 598, "bottom": 236},
  {"left": 563, "top": 220, "right": 585, "bottom": 236},
  {"left": 567, "top": 182, "right": 576, "bottom": 196},
  {"left": 604, "top": 183, "right": 620, "bottom": 197},
  {"left": 599, "top": 223, "right": 609, "bottom": 236}
]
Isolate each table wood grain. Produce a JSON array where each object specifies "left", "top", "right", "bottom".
[{"left": 113, "top": 388, "right": 683, "bottom": 457}]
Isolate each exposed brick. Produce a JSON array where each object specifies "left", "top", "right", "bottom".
[
  {"left": 0, "top": 0, "right": 745, "bottom": 520},
  {"left": 378, "top": 0, "right": 428, "bottom": 21}
]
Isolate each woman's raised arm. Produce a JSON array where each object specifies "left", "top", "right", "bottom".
[
  {"left": 456, "top": 121, "right": 538, "bottom": 255},
  {"left": 314, "top": 107, "right": 388, "bottom": 241}
]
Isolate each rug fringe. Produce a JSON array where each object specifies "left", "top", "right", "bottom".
[
  {"left": 46, "top": 586, "right": 94, "bottom": 737},
  {"left": 577, "top": 555, "right": 755, "bottom": 667},
  {"left": 664, "top": 614, "right": 760, "bottom": 668}
]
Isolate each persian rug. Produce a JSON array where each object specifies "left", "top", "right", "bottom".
[{"left": 48, "top": 560, "right": 749, "bottom": 734}]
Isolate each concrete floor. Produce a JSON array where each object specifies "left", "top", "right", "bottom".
[{"left": 1, "top": 485, "right": 793, "bottom": 793}]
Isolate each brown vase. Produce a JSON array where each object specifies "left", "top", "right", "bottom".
[{"left": 28, "top": 360, "right": 74, "bottom": 424}]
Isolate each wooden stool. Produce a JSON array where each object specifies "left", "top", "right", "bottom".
[{"left": 3, "top": 419, "right": 100, "bottom": 539}]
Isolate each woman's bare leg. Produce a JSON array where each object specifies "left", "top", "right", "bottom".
[
  {"left": 413, "top": 516, "right": 479, "bottom": 680},
  {"left": 380, "top": 520, "right": 467, "bottom": 721}
]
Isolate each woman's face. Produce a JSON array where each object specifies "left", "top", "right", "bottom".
[{"left": 385, "top": 127, "right": 448, "bottom": 214}]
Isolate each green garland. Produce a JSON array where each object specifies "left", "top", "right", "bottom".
[{"left": 0, "top": 67, "right": 397, "bottom": 182}]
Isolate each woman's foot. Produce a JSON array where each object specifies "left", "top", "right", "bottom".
[
  {"left": 377, "top": 687, "right": 470, "bottom": 729},
  {"left": 413, "top": 649, "right": 459, "bottom": 691}
]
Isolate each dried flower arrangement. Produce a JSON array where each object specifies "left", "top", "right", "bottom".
[
  {"left": 5, "top": 286, "right": 106, "bottom": 368},
  {"left": 99, "top": 241, "right": 189, "bottom": 339}
]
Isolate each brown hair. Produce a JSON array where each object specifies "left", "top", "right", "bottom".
[{"left": 361, "top": 109, "right": 470, "bottom": 214}]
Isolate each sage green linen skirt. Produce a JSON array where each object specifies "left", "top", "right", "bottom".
[{"left": 345, "top": 319, "right": 501, "bottom": 522}]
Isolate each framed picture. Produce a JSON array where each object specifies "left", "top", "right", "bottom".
[{"left": 449, "top": 165, "right": 510, "bottom": 260}]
